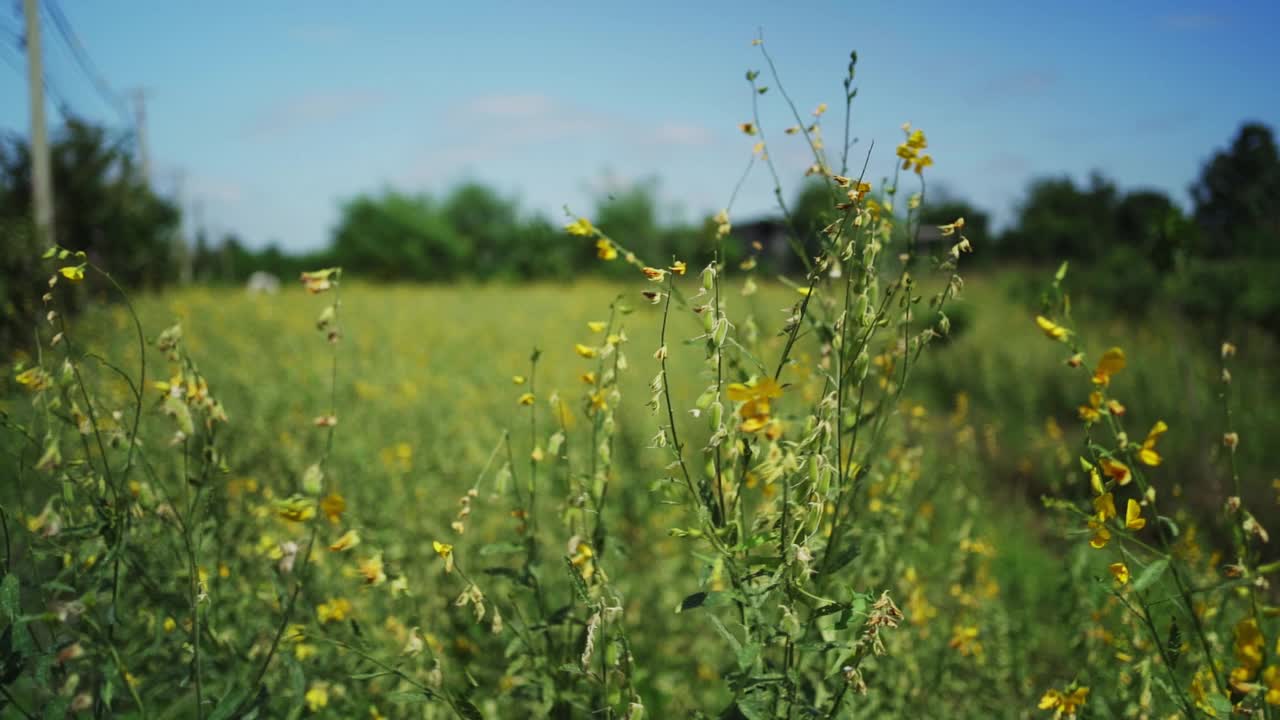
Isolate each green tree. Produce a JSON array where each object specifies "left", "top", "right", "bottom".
[
  {"left": 330, "top": 191, "right": 466, "bottom": 280},
  {"left": 1191, "top": 122, "right": 1280, "bottom": 258}
]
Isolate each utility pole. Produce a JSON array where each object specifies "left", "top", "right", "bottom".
[
  {"left": 23, "top": 0, "right": 54, "bottom": 246},
  {"left": 130, "top": 88, "right": 151, "bottom": 184}
]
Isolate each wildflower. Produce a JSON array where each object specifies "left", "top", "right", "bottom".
[
  {"left": 433, "top": 540, "right": 455, "bottom": 573},
  {"left": 58, "top": 265, "right": 85, "bottom": 282},
  {"left": 670, "top": 260, "right": 687, "bottom": 275},
  {"left": 589, "top": 389, "right": 608, "bottom": 413},
  {"left": 575, "top": 343, "right": 598, "bottom": 359},
  {"left": 596, "top": 239, "right": 618, "bottom": 261},
  {"left": 1088, "top": 518, "right": 1111, "bottom": 549},
  {"left": 1109, "top": 562, "right": 1130, "bottom": 585},
  {"left": 329, "top": 529, "right": 361, "bottom": 552},
  {"left": 580, "top": 372, "right": 596, "bottom": 385},
  {"left": 1035, "top": 316, "right": 1069, "bottom": 341},
  {"left": 1138, "top": 420, "right": 1168, "bottom": 466},
  {"left": 512, "top": 375, "right": 526, "bottom": 384},
  {"left": 320, "top": 493, "right": 345, "bottom": 523},
  {"left": 14, "top": 366, "right": 51, "bottom": 392},
  {"left": 938, "top": 217, "right": 966, "bottom": 237},
  {"left": 1078, "top": 392, "right": 1103, "bottom": 423},
  {"left": 739, "top": 122, "right": 757, "bottom": 135},
  {"left": 518, "top": 392, "right": 535, "bottom": 406},
  {"left": 163, "top": 617, "right": 177, "bottom": 633},
  {"left": 948, "top": 625, "right": 983, "bottom": 658},
  {"left": 570, "top": 538, "right": 595, "bottom": 581},
  {"left": 641, "top": 291, "right": 662, "bottom": 304},
  {"left": 1263, "top": 666, "right": 1280, "bottom": 706},
  {"left": 642, "top": 266, "right": 666, "bottom": 282},
  {"left": 726, "top": 377, "right": 784, "bottom": 433},
  {"left": 359, "top": 553, "right": 387, "bottom": 585},
  {"left": 1100, "top": 458, "right": 1131, "bottom": 486},
  {"left": 565, "top": 217, "right": 596, "bottom": 237},
  {"left": 314, "top": 415, "right": 338, "bottom": 427},
  {"left": 300, "top": 268, "right": 339, "bottom": 294},
  {"left": 276, "top": 496, "right": 316, "bottom": 523},
  {"left": 912, "top": 155, "right": 934, "bottom": 174},
  {"left": 813, "top": 102, "right": 828, "bottom": 116},
  {"left": 1093, "top": 492, "right": 1117, "bottom": 521},
  {"left": 304, "top": 682, "right": 329, "bottom": 712},
  {"left": 587, "top": 321, "right": 607, "bottom": 333},
  {"left": 1038, "top": 686, "right": 1088, "bottom": 718},
  {"left": 714, "top": 209, "right": 731, "bottom": 239},
  {"left": 1221, "top": 341, "right": 1237, "bottom": 359},
  {"left": 316, "top": 598, "right": 353, "bottom": 623},
  {"left": 1092, "top": 348, "right": 1126, "bottom": 386},
  {"left": 1224, "top": 432, "right": 1239, "bottom": 451}
]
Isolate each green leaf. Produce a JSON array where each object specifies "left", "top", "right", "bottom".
[
  {"left": 478, "top": 542, "right": 525, "bottom": 556},
  {"left": 1133, "top": 558, "right": 1170, "bottom": 593},
  {"left": 0, "top": 575, "right": 18, "bottom": 621},
  {"left": 454, "top": 698, "right": 483, "bottom": 720},
  {"left": 677, "top": 591, "right": 735, "bottom": 613}
]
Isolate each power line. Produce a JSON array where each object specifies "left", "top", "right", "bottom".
[
  {"left": 0, "top": 40, "right": 74, "bottom": 119},
  {"left": 41, "top": 0, "right": 130, "bottom": 126}
]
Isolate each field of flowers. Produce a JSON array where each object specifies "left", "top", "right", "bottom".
[{"left": 2, "top": 41, "right": 1278, "bottom": 720}]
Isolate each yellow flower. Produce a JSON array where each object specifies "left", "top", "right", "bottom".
[
  {"left": 1035, "top": 315, "right": 1069, "bottom": 341},
  {"left": 739, "top": 122, "right": 757, "bottom": 136},
  {"left": 565, "top": 217, "right": 596, "bottom": 237},
  {"left": 433, "top": 540, "right": 455, "bottom": 573},
  {"left": 1124, "top": 499, "right": 1146, "bottom": 531},
  {"left": 1100, "top": 458, "right": 1131, "bottom": 486},
  {"left": 587, "top": 321, "right": 607, "bottom": 333},
  {"left": 580, "top": 372, "right": 596, "bottom": 385},
  {"left": 574, "top": 343, "right": 598, "bottom": 359},
  {"left": 275, "top": 495, "right": 316, "bottom": 523},
  {"left": 14, "top": 367, "right": 51, "bottom": 392},
  {"left": 1263, "top": 666, "right": 1279, "bottom": 706},
  {"left": 518, "top": 392, "right": 535, "bottom": 406},
  {"left": 912, "top": 154, "right": 934, "bottom": 174},
  {"left": 1087, "top": 518, "right": 1111, "bottom": 549},
  {"left": 316, "top": 598, "right": 353, "bottom": 623},
  {"left": 300, "top": 268, "right": 339, "bottom": 294},
  {"left": 642, "top": 266, "right": 666, "bottom": 282},
  {"left": 813, "top": 102, "right": 828, "bottom": 116},
  {"left": 726, "top": 377, "right": 784, "bottom": 433},
  {"left": 670, "top": 260, "right": 687, "bottom": 275},
  {"left": 359, "top": 553, "right": 387, "bottom": 585},
  {"left": 589, "top": 389, "right": 608, "bottom": 413},
  {"left": 58, "top": 265, "right": 85, "bottom": 282},
  {"left": 304, "top": 682, "right": 329, "bottom": 712},
  {"left": 1078, "top": 391, "right": 1102, "bottom": 423},
  {"left": 163, "top": 617, "right": 177, "bottom": 633},
  {"left": 512, "top": 375, "right": 526, "bottom": 384},
  {"left": 595, "top": 238, "right": 618, "bottom": 261},
  {"left": 948, "top": 625, "right": 983, "bottom": 658},
  {"left": 320, "top": 493, "right": 345, "bottom": 523},
  {"left": 1109, "top": 562, "right": 1130, "bottom": 585},
  {"left": 329, "top": 529, "right": 361, "bottom": 552},
  {"left": 1138, "top": 420, "right": 1168, "bottom": 466},
  {"left": 1092, "top": 492, "right": 1116, "bottom": 521},
  {"left": 1092, "top": 348, "right": 1126, "bottom": 386},
  {"left": 1038, "top": 686, "right": 1088, "bottom": 718}
]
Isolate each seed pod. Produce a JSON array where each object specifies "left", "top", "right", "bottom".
[
  {"left": 852, "top": 350, "right": 870, "bottom": 384},
  {"left": 710, "top": 401, "right": 723, "bottom": 430},
  {"left": 702, "top": 309, "right": 715, "bottom": 333},
  {"left": 852, "top": 293, "right": 869, "bottom": 325},
  {"left": 808, "top": 456, "right": 820, "bottom": 487},
  {"left": 702, "top": 265, "right": 716, "bottom": 291},
  {"left": 713, "top": 318, "right": 729, "bottom": 346}
]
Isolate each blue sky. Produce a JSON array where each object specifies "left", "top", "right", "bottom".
[{"left": 2, "top": 1, "right": 1277, "bottom": 251}]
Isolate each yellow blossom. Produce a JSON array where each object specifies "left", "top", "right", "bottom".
[
  {"left": 1100, "top": 458, "right": 1131, "bottom": 486},
  {"left": 1087, "top": 517, "right": 1111, "bottom": 549},
  {"left": 587, "top": 321, "right": 607, "bottom": 333},
  {"left": 1092, "top": 348, "right": 1126, "bottom": 386},
  {"left": 726, "top": 377, "right": 784, "bottom": 433},
  {"left": 300, "top": 268, "right": 339, "bottom": 294},
  {"left": 1124, "top": 499, "right": 1146, "bottom": 531},
  {"left": 329, "top": 529, "right": 361, "bottom": 552},
  {"left": 565, "top": 217, "right": 596, "bottom": 237},
  {"left": 595, "top": 239, "right": 618, "bottom": 261},
  {"left": 518, "top": 392, "right": 535, "bottom": 406},
  {"left": 58, "top": 265, "right": 85, "bottom": 282},
  {"left": 574, "top": 343, "right": 598, "bottom": 359},
  {"left": 317, "top": 598, "right": 353, "bottom": 623},
  {"left": 1092, "top": 492, "right": 1116, "bottom": 521},
  {"left": 739, "top": 122, "right": 757, "bottom": 136},
  {"left": 275, "top": 495, "right": 316, "bottom": 523},
  {"left": 433, "top": 540, "right": 455, "bottom": 573},
  {"left": 1038, "top": 686, "right": 1088, "bottom": 718},
  {"left": 512, "top": 375, "right": 526, "bottom": 384},
  {"left": 642, "top": 266, "right": 666, "bottom": 282},
  {"left": 1138, "top": 420, "right": 1168, "bottom": 466},
  {"left": 580, "top": 372, "right": 596, "bottom": 385},
  {"left": 1035, "top": 316, "right": 1069, "bottom": 341},
  {"left": 320, "top": 493, "right": 345, "bottom": 523},
  {"left": 359, "top": 553, "right": 387, "bottom": 585},
  {"left": 304, "top": 682, "right": 329, "bottom": 712},
  {"left": 670, "top": 260, "right": 687, "bottom": 275},
  {"left": 1109, "top": 562, "right": 1129, "bottom": 585}
]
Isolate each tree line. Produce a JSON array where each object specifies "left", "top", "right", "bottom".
[{"left": 2, "top": 120, "right": 1277, "bottom": 342}]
